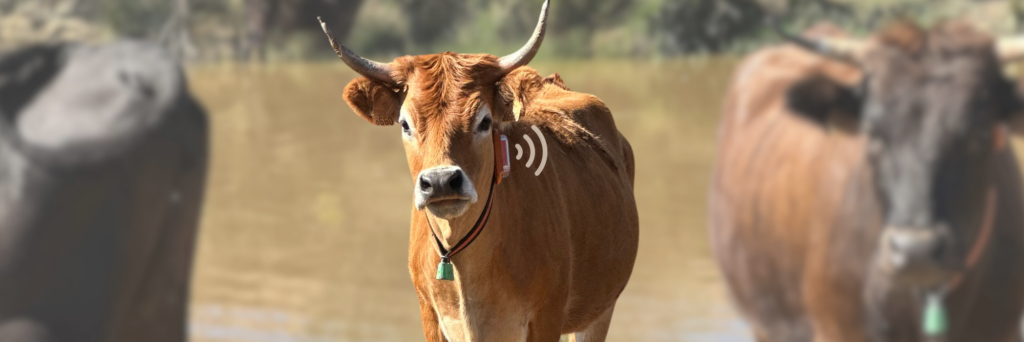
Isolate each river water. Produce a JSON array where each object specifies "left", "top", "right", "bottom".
[{"left": 184, "top": 59, "right": 752, "bottom": 342}]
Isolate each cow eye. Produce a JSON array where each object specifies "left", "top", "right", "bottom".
[
  {"left": 400, "top": 119, "right": 410, "bottom": 133},
  {"left": 478, "top": 117, "right": 492, "bottom": 132}
]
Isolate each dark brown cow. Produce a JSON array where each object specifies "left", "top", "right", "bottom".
[
  {"left": 319, "top": 1, "right": 639, "bottom": 341},
  {"left": 0, "top": 41, "right": 208, "bottom": 342},
  {"left": 711, "top": 21, "right": 1024, "bottom": 342}
]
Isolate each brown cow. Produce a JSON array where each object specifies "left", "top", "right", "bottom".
[
  {"left": 318, "top": 1, "right": 639, "bottom": 341},
  {"left": 711, "top": 21, "right": 1024, "bottom": 342}
]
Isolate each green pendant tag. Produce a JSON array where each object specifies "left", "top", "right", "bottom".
[
  {"left": 436, "top": 259, "right": 454, "bottom": 281},
  {"left": 922, "top": 292, "right": 948, "bottom": 337}
]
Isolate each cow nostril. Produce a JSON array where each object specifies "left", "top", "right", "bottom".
[
  {"left": 419, "top": 176, "right": 432, "bottom": 192},
  {"left": 448, "top": 172, "right": 463, "bottom": 190}
]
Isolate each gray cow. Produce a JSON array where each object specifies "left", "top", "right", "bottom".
[{"left": 0, "top": 41, "right": 208, "bottom": 342}]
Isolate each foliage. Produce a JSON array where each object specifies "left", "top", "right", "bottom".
[
  {"left": 2, "top": 0, "right": 1022, "bottom": 61},
  {"left": 398, "top": 0, "right": 468, "bottom": 50},
  {"left": 99, "top": 0, "right": 173, "bottom": 39}
]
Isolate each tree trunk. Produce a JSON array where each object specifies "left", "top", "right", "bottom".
[{"left": 157, "top": 0, "right": 197, "bottom": 62}]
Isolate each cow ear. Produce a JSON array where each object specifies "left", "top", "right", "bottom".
[
  {"left": 494, "top": 67, "right": 544, "bottom": 122},
  {"left": 343, "top": 77, "right": 400, "bottom": 126},
  {"left": 786, "top": 75, "right": 862, "bottom": 133}
]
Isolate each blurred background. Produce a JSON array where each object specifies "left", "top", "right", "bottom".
[
  {"left": 7, "top": 0, "right": 1024, "bottom": 61},
  {"left": 6, "top": 0, "right": 1024, "bottom": 341}
]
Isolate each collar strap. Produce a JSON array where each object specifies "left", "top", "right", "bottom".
[
  {"left": 946, "top": 186, "right": 998, "bottom": 290},
  {"left": 923, "top": 186, "right": 997, "bottom": 338},
  {"left": 945, "top": 125, "right": 1006, "bottom": 289},
  {"left": 921, "top": 125, "right": 1002, "bottom": 338},
  {"left": 427, "top": 174, "right": 497, "bottom": 261}
]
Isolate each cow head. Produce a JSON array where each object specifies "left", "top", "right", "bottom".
[
  {"left": 781, "top": 21, "right": 1024, "bottom": 288},
  {"left": 322, "top": 0, "right": 548, "bottom": 219}
]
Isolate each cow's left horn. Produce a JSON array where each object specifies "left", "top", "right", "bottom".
[
  {"left": 318, "top": 16, "right": 397, "bottom": 86},
  {"left": 498, "top": 0, "right": 549, "bottom": 74},
  {"left": 772, "top": 19, "right": 867, "bottom": 65},
  {"left": 997, "top": 36, "right": 1024, "bottom": 63}
]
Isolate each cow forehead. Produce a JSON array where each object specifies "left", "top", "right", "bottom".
[
  {"left": 862, "top": 28, "right": 1006, "bottom": 134},
  {"left": 399, "top": 53, "right": 499, "bottom": 131},
  {"left": 865, "top": 20, "right": 998, "bottom": 78}
]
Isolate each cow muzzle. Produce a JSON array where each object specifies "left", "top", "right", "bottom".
[
  {"left": 876, "top": 226, "right": 955, "bottom": 287},
  {"left": 415, "top": 166, "right": 478, "bottom": 218}
]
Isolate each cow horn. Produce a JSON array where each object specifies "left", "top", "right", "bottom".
[
  {"left": 498, "top": 0, "right": 549, "bottom": 74},
  {"left": 997, "top": 36, "right": 1024, "bottom": 63},
  {"left": 318, "top": 16, "right": 397, "bottom": 86},
  {"left": 771, "top": 19, "right": 867, "bottom": 65}
]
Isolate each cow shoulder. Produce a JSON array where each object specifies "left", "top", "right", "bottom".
[{"left": 498, "top": 67, "right": 623, "bottom": 170}]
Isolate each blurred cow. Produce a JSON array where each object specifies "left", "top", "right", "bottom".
[
  {"left": 711, "top": 21, "right": 1024, "bottom": 341},
  {"left": 0, "top": 42, "right": 208, "bottom": 342}
]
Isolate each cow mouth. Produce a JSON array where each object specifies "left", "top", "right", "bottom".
[
  {"left": 425, "top": 197, "right": 471, "bottom": 218},
  {"left": 872, "top": 225, "right": 961, "bottom": 289},
  {"left": 874, "top": 256, "right": 957, "bottom": 289}
]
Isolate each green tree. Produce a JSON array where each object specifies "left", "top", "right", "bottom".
[
  {"left": 99, "top": 0, "right": 171, "bottom": 38},
  {"left": 652, "top": 0, "right": 853, "bottom": 54},
  {"left": 398, "top": 0, "right": 468, "bottom": 51}
]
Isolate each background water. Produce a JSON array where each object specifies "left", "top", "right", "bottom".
[{"left": 183, "top": 58, "right": 754, "bottom": 342}]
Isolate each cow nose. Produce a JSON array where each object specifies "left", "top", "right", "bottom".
[
  {"left": 881, "top": 226, "right": 952, "bottom": 281},
  {"left": 418, "top": 168, "right": 465, "bottom": 198}
]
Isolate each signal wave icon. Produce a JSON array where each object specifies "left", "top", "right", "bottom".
[{"left": 513, "top": 125, "right": 548, "bottom": 176}]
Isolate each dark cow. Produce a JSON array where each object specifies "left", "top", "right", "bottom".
[
  {"left": 711, "top": 21, "right": 1024, "bottom": 342},
  {"left": 0, "top": 42, "right": 208, "bottom": 342}
]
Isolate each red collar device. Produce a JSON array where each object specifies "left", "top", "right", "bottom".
[{"left": 494, "top": 129, "right": 510, "bottom": 182}]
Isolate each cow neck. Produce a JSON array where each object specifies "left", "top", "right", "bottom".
[{"left": 423, "top": 129, "right": 504, "bottom": 281}]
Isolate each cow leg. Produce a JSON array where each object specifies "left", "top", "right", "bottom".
[
  {"left": 526, "top": 321, "right": 563, "bottom": 342},
  {"left": 526, "top": 309, "right": 565, "bottom": 342},
  {"left": 567, "top": 306, "right": 615, "bottom": 342},
  {"left": 417, "top": 296, "right": 447, "bottom": 342},
  {"left": 753, "top": 330, "right": 775, "bottom": 342}
]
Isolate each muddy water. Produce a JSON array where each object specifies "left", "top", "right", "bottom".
[{"left": 185, "top": 59, "right": 752, "bottom": 342}]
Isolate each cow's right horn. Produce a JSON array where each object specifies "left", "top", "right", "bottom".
[
  {"left": 318, "top": 16, "right": 397, "bottom": 86},
  {"left": 498, "top": 0, "right": 550, "bottom": 74},
  {"left": 997, "top": 36, "right": 1024, "bottom": 63},
  {"left": 772, "top": 19, "right": 867, "bottom": 65}
]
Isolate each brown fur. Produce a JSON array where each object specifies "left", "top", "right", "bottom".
[
  {"left": 711, "top": 22, "right": 1024, "bottom": 342},
  {"left": 341, "top": 53, "right": 638, "bottom": 341}
]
